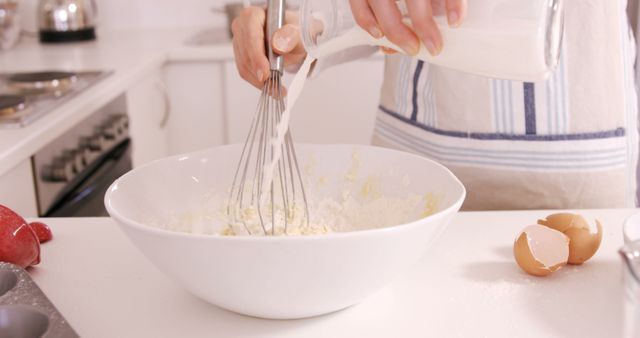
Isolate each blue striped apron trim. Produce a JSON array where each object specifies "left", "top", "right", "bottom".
[
  {"left": 379, "top": 105, "right": 625, "bottom": 141},
  {"left": 410, "top": 60, "right": 425, "bottom": 121},
  {"left": 378, "top": 116, "right": 625, "bottom": 159},
  {"left": 376, "top": 121, "right": 627, "bottom": 169},
  {"left": 376, "top": 118, "right": 627, "bottom": 169},
  {"left": 545, "top": 47, "right": 568, "bottom": 134},
  {"left": 419, "top": 63, "right": 436, "bottom": 127},
  {"left": 491, "top": 79, "right": 501, "bottom": 132},
  {"left": 523, "top": 83, "right": 536, "bottom": 135},
  {"left": 491, "top": 79, "right": 516, "bottom": 134},
  {"left": 396, "top": 57, "right": 411, "bottom": 116}
]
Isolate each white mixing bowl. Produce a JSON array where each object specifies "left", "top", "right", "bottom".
[{"left": 105, "top": 144, "right": 465, "bottom": 319}]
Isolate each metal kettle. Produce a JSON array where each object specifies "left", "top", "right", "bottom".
[
  {"left": 37, "top": 0, "right": 97, "bottom": 43},
  {"left": 0, "top": 1, "right": 21, "bottom": 50},
  {"left": 620, "top": 241, "right": 640, "bottom": 338}
]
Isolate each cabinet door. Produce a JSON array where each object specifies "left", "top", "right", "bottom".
[
  {"left": 126, "top": 70, "right": 170, "bottom": 167},
  {"left": 224, "top": 58, "right": 385, "bottom": 144},
  {"left": 163, "top": 62, "right": 225, "bottom": 155},
  {"left": 0, "top": 160, "right": 38, "bottom": 217}
]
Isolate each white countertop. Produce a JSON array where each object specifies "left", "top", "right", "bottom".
[
  {"left": 28, "top": 209, "right": 634, "bottom": 338},
  {"left": 0, "top": 28, "right": 234, "bottom": 176}
]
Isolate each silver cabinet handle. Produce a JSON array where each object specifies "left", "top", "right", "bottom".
[{"left": 155, "top": 81, "right": 171, "bottom": 128}]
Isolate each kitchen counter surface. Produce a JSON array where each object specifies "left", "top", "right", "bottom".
[
  {"left": 0, "top": 28, "right": 234, "bottom": 176},
  {"left": 28, "top": 209, "right": 634, "bottom": 338}
]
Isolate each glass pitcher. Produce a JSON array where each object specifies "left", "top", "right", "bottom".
[
  {"left": 620, "top": 241, "right": 640, "bottom": 338},
  {"left": 299, "top": 0, "right": 564, "bottom": 82}
]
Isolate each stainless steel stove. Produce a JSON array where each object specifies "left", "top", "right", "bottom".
[{"left": 0, "top": 70, "right": 112, "bottom": 128}]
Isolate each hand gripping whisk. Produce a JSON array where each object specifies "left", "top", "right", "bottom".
[{"left": 227, "top": 0, "right": 310, "bottom": 235}]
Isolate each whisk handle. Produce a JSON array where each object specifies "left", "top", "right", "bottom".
[{"left": 266, "top": 0, "right": 285, "bottom": 73}]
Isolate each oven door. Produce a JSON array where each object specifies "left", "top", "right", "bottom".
[{"left": 44, "top": 139, "right": 132, "bottom": 217}]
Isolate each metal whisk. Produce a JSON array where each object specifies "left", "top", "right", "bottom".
[{"left": 227, "top": 0, "right": 309, "bottom": 235}]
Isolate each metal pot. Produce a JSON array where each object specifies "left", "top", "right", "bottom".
[{"left": 620, "top": 240, "right": 640, "bottom": 338}]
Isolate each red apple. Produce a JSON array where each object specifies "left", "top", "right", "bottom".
[
  {"left": 29, "top": 222, "right": 53, "bottom": 243},
  {"left": 0, "top": 205, "right": 40, "bottom": 268}
]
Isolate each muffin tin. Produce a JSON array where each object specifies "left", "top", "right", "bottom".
[{"left": 0, "top": 262, "right": 78, "bottom": 337}]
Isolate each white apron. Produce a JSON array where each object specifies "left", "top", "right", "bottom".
[{"left": 370, "top": 0, "right": 639, "bottom": 210}]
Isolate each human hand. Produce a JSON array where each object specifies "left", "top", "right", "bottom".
[
  {"left": 231, "top": 7, "right": 306, "bottom": 90},
  {"left": 349, "top": 0, "right": 467, "bottom": 56}
]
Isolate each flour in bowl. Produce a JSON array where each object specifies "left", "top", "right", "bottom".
[
  {"left": 222, "top": 186, "right": 431, "bottom": 236},
  {"left": 149, "top": 168, "right": 440, "bottom": 237}
]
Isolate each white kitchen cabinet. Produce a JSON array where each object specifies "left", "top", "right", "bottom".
[
  {"left": 126, "top": 69, "right": 170, "bottom": 167},
  {"left": 224, "top": 57, "right": 385, "bottom": 144},
  {"left": 0, "top": 160, "right": 38, "bottom": 217},
  {"left": 146, "top": 56, "right": 383, "bottom": 161},
  {"left": 163, "top": 62, "right": 226, "bottom": 155}
]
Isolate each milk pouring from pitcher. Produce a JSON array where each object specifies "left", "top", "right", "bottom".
[{"left": 299, "top": 0, "right": 564, "bottom": 82}]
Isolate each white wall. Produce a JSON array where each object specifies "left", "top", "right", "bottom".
[
  {"left": 19, "top": 0, "right": 234, "bottom": 32},
  {"left": 96, "top": 0, "right": 227, "bottom": 30}
]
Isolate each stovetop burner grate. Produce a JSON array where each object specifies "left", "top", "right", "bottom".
[
  {"left": 0, "top": 94, "right": 26, "bottom": 115},
  {"left": 0, "top": 70, "right": 112, "bottom": 128},
  {"left": 8, "top": 71, "right": 78, "bottom": 94},
  {"left": 9, "top": 71, "right": 77, "bottom": 83}
]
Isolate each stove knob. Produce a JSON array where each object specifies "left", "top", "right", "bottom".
[
  {"left": 104, "top": 115, "right": 128, "bottom": 140},
  {"left": 115, "top": 114, "right": 129, "bottom": 134},
  {"left": 41, "top": 157, "right": 75, "bottom": 183},
  {"left": 80, "top": 133, "right": 105, "bottom": 152},
  {"left": 101, "top": 124, "right": 117, "bottom": 140},
  {"left": 111, "top": 120, "right": 124, "bottom": 137},
  {"left": 107, "top": 114, "right": 128, "bottom": 137},
  {"left": 61, "top": 149, "right": 84, "bottom": 174},
  {"left": 94, "top": 124, "right": 117, "bottom": 150},
  {"left": 77, "top": 144, "right": 92, "bottom": 165},
  {"left": 107, "top": 114, "right": 125, "bottom": 138},
  {"left": 118, "top": 114, "right": 129, "bottom": 130}
]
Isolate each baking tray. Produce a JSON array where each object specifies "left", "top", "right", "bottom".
[{"left": 0, "top": 262, "right": 79, "bottom": 337}]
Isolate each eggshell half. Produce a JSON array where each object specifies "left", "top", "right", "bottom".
[
  {"left": 537, "top": 213, "right": 589, "bottom": 232},
  {"left": 563, "top": 220, "right": 603, "bottom": 265},
  {"left": 537, "top": 213, "right": 603, "bottom": 265},
  {"left": 513, "top": 224, "right": 569, "bottom": 277}
]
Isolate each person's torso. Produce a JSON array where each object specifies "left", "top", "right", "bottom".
[{"left": 373, "top": 0, "right": 639, "bottom": 210}]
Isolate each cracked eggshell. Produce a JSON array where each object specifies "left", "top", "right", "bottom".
[
  {"left": 563, "top": 220, "right": 603, "bottom": 265},
  {"left": 537, "top": 213, "right": 589, "bottom": 232},
  {"left": 513, "top": 224, "right": 569, "bottom": 277},
  {"left": 537, "top": 213, "right": 603, "bottom": 265}
]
